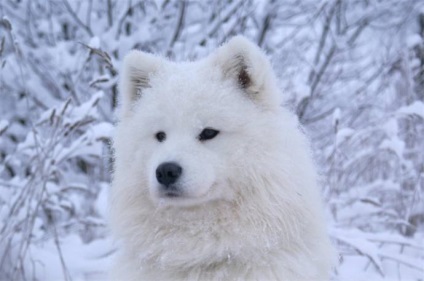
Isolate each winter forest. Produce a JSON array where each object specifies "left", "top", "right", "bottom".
[{"left": 0, "top": 0, "right": 423, "bottom": 280}]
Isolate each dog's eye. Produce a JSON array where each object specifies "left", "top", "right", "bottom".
[
  {"left": 155, "top": 131, "right": 166, "bottom": 142},
  {"left": 198, "top": 128, "right": 220, "bottom": 141}
]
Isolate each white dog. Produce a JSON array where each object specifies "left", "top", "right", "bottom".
[{"left": 110, "top": 36, "right": 335, "bottom": 281}]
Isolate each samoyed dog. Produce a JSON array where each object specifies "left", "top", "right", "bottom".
[{"left": 110, "top": 36, "right": 335, "bottom": 281}]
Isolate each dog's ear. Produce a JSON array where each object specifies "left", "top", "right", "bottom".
[
  {"left": 119, "top": 50, "right": 163, "bottom": 115},
  {"left": 213, "top": 36, "right": 281, "bottom": 108}
]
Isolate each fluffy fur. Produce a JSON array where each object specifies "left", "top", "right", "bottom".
[{"left": 110, "top": 36, "right": 335, "bottom": 281}]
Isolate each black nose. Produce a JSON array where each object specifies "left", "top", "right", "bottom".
[{"left": 156, "top": 162, "right": 182, "bottom": 187}]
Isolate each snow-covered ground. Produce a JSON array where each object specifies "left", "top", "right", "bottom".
[{"left": 1, "top": 0, "right": 423, "bottom": 280}]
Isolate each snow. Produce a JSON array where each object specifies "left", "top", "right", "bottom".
[
  {"left": 33, "top": 235, "right": 114, "bottom": 281},
  {"left": 0, "top": 120, "right": 9, "bottom": 135},
  {"left": 91, "top": 122, "right": 114, "bottom": 140},
  {"left": 407, "top": 34, "right": 422, "bottom": 48},
  {"left": 332, "top": 229, "right": 424, "bottom": 281},
  {"left": 336, "top": 127, "right": 355, "bottom": 143},
  {"left": 332, "top": 108, "right": 341, "bottom": 127},
  {"left": 69, "top": 91, "right": 104, "bottom": 121},
  {"left": 0, "top": 0, "right": 423, "bottom": 280},
  {"left": 88, "top": 37, "right": 101, "bottom": 49},
  {"left": 397, "top": 101, "right": 424, "bottom": 119},
  {"left": 379, "top": 137, "right": 405, "bottom": 159}
]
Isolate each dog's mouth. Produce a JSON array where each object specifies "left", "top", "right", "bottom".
[
  {"left": 158, "top": 184, "right": 184, "bottom": 199},
  {"left": 152, "top": 182, "right": 223, "bottom": 208},
  {"left": 161, "top": 191, "right": 182, "bottom": 198},
  {"left": 156, "top": 191, "right": 200, "bottom": 208}
]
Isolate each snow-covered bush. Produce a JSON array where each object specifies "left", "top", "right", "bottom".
[{"left": 0, "top": 0, "right": 423, "bottom": 280}]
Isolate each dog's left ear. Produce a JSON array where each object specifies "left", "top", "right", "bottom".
[{"left": 213, "top": 36, "right": 281, "bottom": 108}]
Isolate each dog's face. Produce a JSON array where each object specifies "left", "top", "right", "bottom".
[
  {"left": 131, "top": 67, "right": 250, "bottom": 207},
  {"left": 115, "top": 37, "right": 282, "bottom": 207}
]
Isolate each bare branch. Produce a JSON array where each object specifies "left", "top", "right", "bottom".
[
  {"left": 62, "top": 0, "right": 94, "bottom": 37},
  {"left": 166, "top": 0, "right": 186, "bottom": 57}
]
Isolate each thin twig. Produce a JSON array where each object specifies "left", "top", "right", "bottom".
[
  {"left": 62, "top": 0, "right": 93, "bottom": 37},
  {"left": 166, "top": 0, "right": 186, "bottom": 57}
]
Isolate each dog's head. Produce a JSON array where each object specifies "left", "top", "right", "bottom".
[{"left": 115, "top": 36, "right": 283, "bottom": 207}]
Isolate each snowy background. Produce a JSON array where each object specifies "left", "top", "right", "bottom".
[{"left": 1, "top": 0, "right": 423, "bottom": 280}]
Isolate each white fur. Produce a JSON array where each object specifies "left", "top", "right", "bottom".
[{"left": 110, "top": 36, "right": 335, "bottom": 281}]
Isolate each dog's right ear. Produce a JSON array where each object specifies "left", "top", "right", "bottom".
[{"left": 119, "top": 50, "right": 162, "bottom": 116}]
